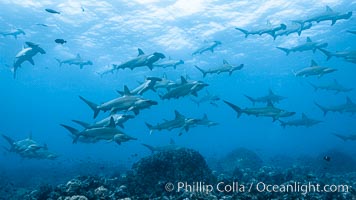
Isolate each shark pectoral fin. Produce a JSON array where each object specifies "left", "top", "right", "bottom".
[
  {"left": 211, "top": 102, "right": 218, "bottom": 107},
  {"left": 73, "top": 136, "right": 79, "bottom": 144},
  {"left": 331, "top": 20, "right": 336, "bottom": 26},
  {"left": 80, "top": 64, "right": 84, "bottom": 69},
  {"left": 276, "top": 47, "right": 290, "bottom": 55},
  {"left": 147, "top": 64, "right": 153, "bottom": 70},
  {"left": 191, "top": 91, "right": 198, "bottom": 97},
  {"left": 133, "top": 109, "right": 140, "bottom": 115},
  {"left": 28, "top": 58, "right": 35, "bottom": 65}
]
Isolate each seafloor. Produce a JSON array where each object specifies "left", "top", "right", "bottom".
[{"left": 1, "top": 148, "right": 355, "bottom": 200}]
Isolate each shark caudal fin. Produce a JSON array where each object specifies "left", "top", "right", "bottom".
[
  {"left": 145, "top": 122, "right": 154, "bottom": 134},
  {"left": 276, "top": 47, "right": 290, "bottom": 55},
  {"left": 190, "top": 98, "right": 200, "bottom": 107},
  {"left": 308, "top": 82, "right": 319, "bottom": 91},
  {"left": 235, "top": 28, "right": 249, "bottom": 38},
  {"left": 142, "top": 143, "right": 156, "bottom": 153},
  {"left": 332, "top": 132, "right": 348, "bottom": 142},
  {"left": 72, "top": 120, "right": 90, "bottom": 129},
  {"left": 318, "top": 49, "right": 333, "bottom": 60},
  {"left": 1, "top": 134, "right": 15, "bottom": 146},
  {"left": 79, "top": 96, "right": 100, "bottom": 118},
  {"left": 60, "top": 124, "right": 80, "bottom": 143},
  {"left": 12, "top": 65, "right": 17, "bottom": 79},
  {"left": 314, "top": 102, "right": 328, "bottom": 116},
  {"left": 244, "top": 95, "right": 256, "bottom": 106},
  {"left": 223, "top": 100, "right": 242, "bottom": 118},
  {"left": 278, "top": 120, "right": 287, "bottom": 128},
  {"left": 195, "top": 65, "right": 207, "bottom": 77},
  {"left": 55, "top": 59, "right": 62, "bottom": 67}
]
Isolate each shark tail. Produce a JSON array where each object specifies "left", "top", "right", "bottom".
[
  {"left": 194, "top": 65, "right": 207, "bottom": 77},
  {"left": 55, "top": 58, "right": 62, "bottom": 67},
  {"left": 332, "top": 132, "right": 348, "bottom": 142},
  {"left": 60, "top": 124, "right": 80, "bottom": 143},
  {"left": 12, "top": 66, "right": 17, "bottom": 79},
  {"left": 141, "top": 144, "right": 155, "bottom": 153},
  {"left": 278, "top": 120, "right": 287, "bottom": 128},
  {"left": 308, "top": 82, "right": 318, "bottom": 91},
  {"left": 145, "top": 122, "right": 154, "bottom": 134},
  {"left": 79, "top": 96, "right": 100, "bottom": 118},
  {"left": 190, "top": 98, "right": 200, "bottom": 107},
  {"left": 276, "top": 47, "right": 290, "bottom": 55},
  {"left": 244, "top": 95, "right": 256, "bottom": 106},
  {"left": 1, "top": 134, "right": 14, "bottom": 145},
  {"left": 223, "top": 100, "right": 242, "bottom": 118},
  {"left": 235, "top": 28, "right": 249, "bottom": 38},
  {"left": 314, "top": 102, "right": 328, "bottom": 116},
  {"left": 72, "top": 120, "right": 90, "bottom": 129},
  {"left": 318, "top": 49, "right": 333, "bottom": 60}
]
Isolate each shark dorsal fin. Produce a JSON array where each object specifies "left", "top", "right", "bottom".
[
  {"left": 174, "top": 110, "right": 184, "bottom": 119},
  {"left": 202, "top": 114, "right": 208, "bottom": 120},
  {"left": 180, "top": 76, "right": 188, "bottom": 84},
  {"left": 106, "top": 117, "right": 116, "bottom": 128},
  {"left": 137, "top": 48, "right": 144, "bottom": 56},
  {"left": 267, "top": 101, "right": 274, "bottom": 107},
  {"left": 311, "top": 60, "right": 318, "bottom": 66},
  {"left": 269, "top": 89, "right": 274, "bottom": 95},
  {"left": 346, "top": 97, "right": 353, "bottom": 104},
  {"left": 223, "top": 59, "right": 229, "bottom": 64},
  {"left": 326, "top": 6, "right": 333, "bottom": 12},
  {"left": 306, "top": 37, "right": 312, "bottom": 42},
  {"left": 302, "top": 113, "right": 307, "bottom": 119},
  {"left": 76, "top": 54, "right": 81, "bottom": 59},
  {"left": 162, "top": 73, "right": 167, "bottom": 79},
  {"left": 169, "top": 138, "right": 175, "bottom": 145},
  {"left": 123, "top": 85, "right": 132, "bottom": 96}
]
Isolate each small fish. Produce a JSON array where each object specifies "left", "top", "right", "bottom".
[
  {"left": 323, "top": 156, "right": 331, "bottom": 162},
  {"left": 36, "top": 23, "right": 48, "bottom": 27},
  {"left": 55, "top": 39, "right": 67, "bottom": 44},
  {"left": 45, "top": 8, "right": 60, "bottom": 14}
]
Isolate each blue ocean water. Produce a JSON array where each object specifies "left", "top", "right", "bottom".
[{"left": 1, "top": 0, "right": 356, "bottom": 194}]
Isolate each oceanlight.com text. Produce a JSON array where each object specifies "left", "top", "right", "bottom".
[{"left": 164, "top": 181, "right": 352, "bottom": 195}]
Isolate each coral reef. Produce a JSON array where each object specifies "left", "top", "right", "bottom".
[
  {"left": 126, "top": 148, "right": 216, "bottom": 197},
  {"left": 6, "top": 148, "right": 356, "bottom": 199}
]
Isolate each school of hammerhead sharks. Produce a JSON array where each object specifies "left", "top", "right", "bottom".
[{"left": 2, "top": 5, "right": 356, "bottom": 160}]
